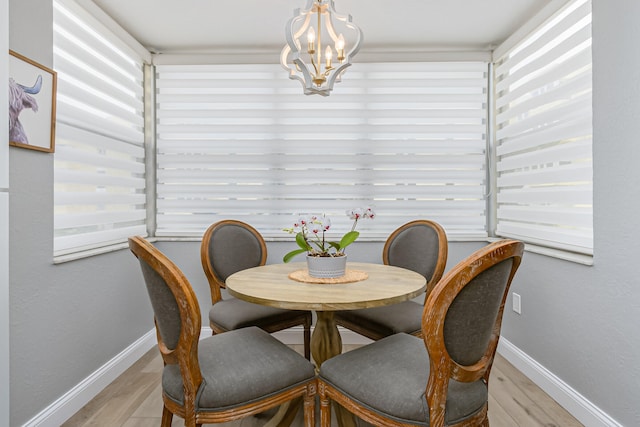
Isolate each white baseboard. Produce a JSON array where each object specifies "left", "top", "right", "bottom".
[
  {"left": 22, "top": 330, "right": 157, "bottom": 427},
  {"left": 23, "top": 328, "right": 620, "bottom": 427},
  {"left": 497, "top": 338, "right": 622, "bottom": 427}
]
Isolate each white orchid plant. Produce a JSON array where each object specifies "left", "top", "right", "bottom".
[{"left": 282, "top": 207, "right": 375, "bottom": 263}]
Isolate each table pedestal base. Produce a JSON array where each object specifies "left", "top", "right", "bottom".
[
  {"left": 311, "top": 311, "right": 343, "bottom": 363},
  {"left": 313, "top": 311, "right": 357, "bottom": 427},
  {"left": 263, "top": 400, "right": 299, "bottom": 427},
  {"left": 270, "top": 311, "right": 356, "bottom": 427}
]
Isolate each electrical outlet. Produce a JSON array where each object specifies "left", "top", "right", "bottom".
[{"left": 512, "top": 292, "right": 521, "bottom": 314}]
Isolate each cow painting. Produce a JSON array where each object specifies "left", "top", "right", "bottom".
[{"left": 9, "top": 75, "right": 42, "bottom": 145}]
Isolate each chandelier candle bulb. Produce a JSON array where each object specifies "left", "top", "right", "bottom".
[
  {"left": 307, "top": 27, "right": 316, "bottom": 54},
  {"left": 325, "top": 46, "right": 333, "bottom": 68},
  {"left": 336, "top": 34, "right": 345, "bottom": 62}
]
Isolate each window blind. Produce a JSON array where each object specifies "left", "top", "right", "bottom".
[
  {"left": 155, "top": 62, "right": 488, "bottom": 239},
  {"left": 494, "top": 0, "right": 593, "bottom": 254},
  {"left": 53, "top": 0, "right": 147, "bottom": 256}
]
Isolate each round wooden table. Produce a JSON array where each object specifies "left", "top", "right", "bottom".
[{"left": 226, "top": 261, "right": 426, "bottom": 427}]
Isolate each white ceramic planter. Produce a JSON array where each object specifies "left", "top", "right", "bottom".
[{"left": 306, "top": 254, "right": 347, "bottom": 278}]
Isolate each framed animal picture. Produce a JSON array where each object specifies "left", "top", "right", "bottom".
[{"left": 8, "top": 50, "right": 57, "bottom": 153}]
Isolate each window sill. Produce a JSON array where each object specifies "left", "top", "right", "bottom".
[
  {"left": 53, "top": 238, "right": 157, "bottom": 264},
  {"left": 53, "top": 236, "right": 593, "bottom": 266},
  {"left": 487, "top": 238, "right": 593, "bottom": 266}
]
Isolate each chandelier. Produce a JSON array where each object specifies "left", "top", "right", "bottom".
[{"left": 281, "top": 0, "right": 363, "bottom": 96}]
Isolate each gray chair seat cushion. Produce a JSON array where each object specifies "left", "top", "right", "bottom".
[
  {"left": 163, "top": 327, "right": 315, "bottom": 410},
  {"left": 210, "top": 297, "right": 307, "bottom": 330},
  {"left": 319, "top": 333, "right": 487, "bottom": 426},
  {"left": 335, "top": 300, "right": 423, "bottom": 336}
]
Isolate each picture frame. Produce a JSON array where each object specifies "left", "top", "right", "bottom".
[{"left": 8, "top": 50, "right": 57, "bottom": 153}]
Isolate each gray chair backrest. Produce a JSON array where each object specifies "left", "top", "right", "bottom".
[
  {"left": 130, "top": 236, "right": 201, "bottom": 358},
  {"left": 138, "top": 258, "right": 182, "bottom": 350},
  {"left": 207, "top": 222, "right": 266, "bottom": 282},
  {"left": 385, "top": 221, "right": 447, "bottom": 288},
  {"left": 443, "top": 258, "right": 514, "bottom": 366}
]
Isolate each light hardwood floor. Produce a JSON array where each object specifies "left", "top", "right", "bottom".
[{"left": 62, "top": 344, "right": 583, "bottom": 427}]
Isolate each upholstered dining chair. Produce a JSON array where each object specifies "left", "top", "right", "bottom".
[
  {"left": 129, "top": 236, "right": 317, "bottom": 427},
  {"left": 334, "top": 219, "right": 448, "bottom": 340},
  {"left": 318, "top": 239, "right": 524, "bottom": 427},
  {"left": 201, "top": 220, "right": 312, "bottom": 359}
]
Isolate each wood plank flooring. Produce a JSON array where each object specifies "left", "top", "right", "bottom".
[{"left": 62, "top": 344, "right": 583, "bottom": 427}]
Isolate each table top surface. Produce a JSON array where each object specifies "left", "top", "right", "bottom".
[{"left": 226, "top": 262, "right": 426, "bottom": 311}]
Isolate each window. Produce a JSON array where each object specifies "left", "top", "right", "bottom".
[
  {"left": 155, "top": 62, "right": 489, "bottom": 239},
  {"left": 53, "top": 0, "right": 147, "bottom": 257},
  {"left": 494, "top": 0, "right": 593, "bottom": 255}
]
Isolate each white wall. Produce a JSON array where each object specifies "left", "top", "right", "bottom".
[
  {"left": 590, "top": 2, "right": 640, "bottom": 422},
  {"left": 1, "top": 0, "right": 11, "bottom": 424}
]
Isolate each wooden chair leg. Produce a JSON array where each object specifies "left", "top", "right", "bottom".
[
  {"left": 319, "top": 384, "right": 331, "bottom": 427},
  {"left": 303, "top": 383, "right": 316, "bottom": 427},
  {"left": 161, "top": 405, "right": 173, "bottom": 427},
  {"left": 303, "top": 323, "right": 311, "bottom": 360}
]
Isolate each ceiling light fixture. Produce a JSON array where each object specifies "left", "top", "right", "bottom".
[{"left": 281, "top": 0, "right": 363, "bottom": 96}]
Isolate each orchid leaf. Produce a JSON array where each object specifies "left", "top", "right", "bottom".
[
  {"left": 328, "top": 241, "right": 341, "bottom": 251},
  {"left": 295, "top": 232, "right": 311, "bottom": 250},
  {"left": 339, "top": 231, "right": 359, "bottom": 249},
  {"left": 283, "top": 248, "right": 308, "bottom": 263}
]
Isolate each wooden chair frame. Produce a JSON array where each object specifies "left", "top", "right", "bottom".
[
  {"left": 130, "top": 236, "right": 317, "bottom": 427},
  {"left": 320, "top": 239, "right": 524, "bottom": 427},
  {"left": 201, "top": 219, "right": 312, "bottom": 359},
  {"left": 335, "top": 219, "right": 449, "bottom": 340}
]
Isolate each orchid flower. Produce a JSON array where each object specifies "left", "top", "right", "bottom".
[{"left": 283, "top": 207, "right": 376, "bottom": 262}]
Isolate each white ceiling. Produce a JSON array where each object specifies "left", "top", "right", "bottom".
[{"left": 91, "top": 0, "right": 552, "bottom": 54}]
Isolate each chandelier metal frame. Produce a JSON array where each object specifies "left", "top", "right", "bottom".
[{"left": 281, "top": 0, "right": 363, "bottom": 96}]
